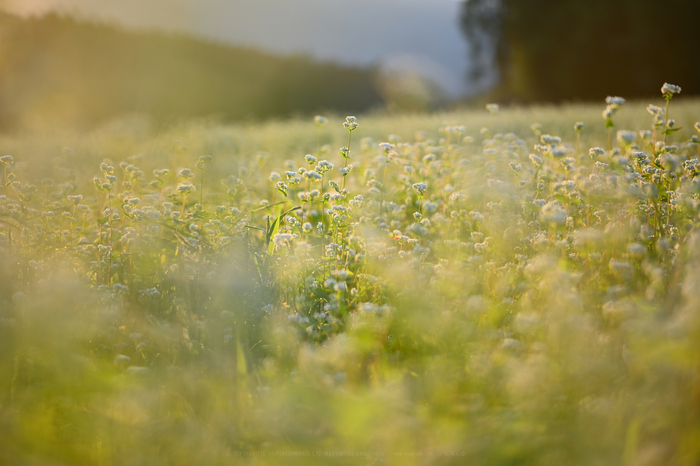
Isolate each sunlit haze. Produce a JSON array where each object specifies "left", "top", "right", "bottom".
[{"left": 2, "top": 0, "right": 473, "bottom": 96}]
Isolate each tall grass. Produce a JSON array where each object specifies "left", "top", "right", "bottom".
[{"left": 1, "top": 93, "right": 700, "bottom": 465}]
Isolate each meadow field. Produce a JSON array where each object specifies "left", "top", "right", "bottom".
[{"left": 1, "top": 91, "right": 700, "bottom": 465}]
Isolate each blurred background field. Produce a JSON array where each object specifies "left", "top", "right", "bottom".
[{"left": 2, "top": 98, "right": 700, "bottom": 180}]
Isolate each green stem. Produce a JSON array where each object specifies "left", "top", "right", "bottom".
[
  {"left": 317, "top": 127, "right": 321, "bottom": 155},
  {"left": 380, "top": 162, "right": 388, "bottom": 223},
  {"left": 320, "top": 177, "right": 325, "bottom": 255},
  {"left": 663, "top": 98, "right": 670, "bottom": 144},
  {"left": 200, "top": 170, "right": 205, "bottom": 207},
  {"left": 342, "top": 131, "right": 352, "bottom": 191},
  {"left": 576, "top": 133, "right": 580, "bottom": 155},
  {"left": 107, "top": 189, "right": 112, "bottom": 285}
]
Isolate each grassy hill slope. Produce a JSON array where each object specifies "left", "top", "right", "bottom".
[{"left": 0, "top": 12, "right": 384, "bottom": 130}]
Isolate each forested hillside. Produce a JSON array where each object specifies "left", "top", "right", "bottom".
[
  {"left": 460, "top": 0, "right": 700, "bottom": 102},
  {"left": 0, "top": 12, "right": 383, "bottom": 129}
]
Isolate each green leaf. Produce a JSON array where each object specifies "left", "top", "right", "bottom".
[
  {"left": 522, "top": 202, "right": 540, "bottom": 213},
  {"left": 310, "top": 288, "right": 332, "bottom": 301},
  {"left": 249, "top": 201, "right": 285, "bottom": 214},
  {"left": 662, "top": 127, "right": 682, "bottom": 135},
  {"left": 554, "top": 194, "right": 583, "bottom": 205},
  {"left": 266, "top": 205, "right": 301, "bottom": 255},
  {"left": 0, "top": 217, "right": 25, "bottom": 228},
  {"left": 266, "top": 225, "right": 278, "bottom": 256}
]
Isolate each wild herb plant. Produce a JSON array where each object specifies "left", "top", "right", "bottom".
[{"left": 1, "top": 86, "right": 700, "bottom": 464}]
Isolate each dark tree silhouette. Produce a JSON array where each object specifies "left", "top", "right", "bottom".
[{"left": 460, "top": 0, "right": 700, "bottom": 102}]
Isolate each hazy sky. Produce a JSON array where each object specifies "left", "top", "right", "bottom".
[{"left": 2, "top": 0, "right": 474, "bottom": 96}]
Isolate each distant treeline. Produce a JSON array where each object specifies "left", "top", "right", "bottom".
[
  {"left": 460, "top": 0, "right": 700, "bottom": 102},
  {"left": 0, "top": 12, "right": 384, "bottom": 130}
]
